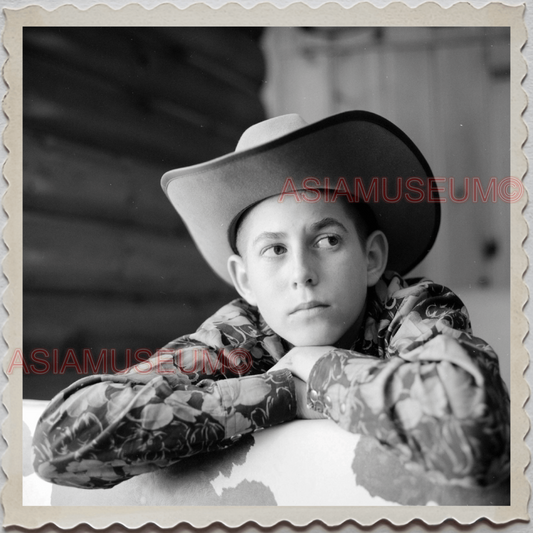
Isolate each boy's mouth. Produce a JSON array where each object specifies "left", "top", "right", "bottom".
[{"left": 290, "top": 301, "right": 330, "bottom": 315}]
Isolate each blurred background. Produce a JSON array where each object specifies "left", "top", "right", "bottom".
[{"left": 23, "top": 27, "right": 510, "bottom": 399}]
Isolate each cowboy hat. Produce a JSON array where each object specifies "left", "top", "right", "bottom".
[{"left": 161, "top": 110, "right": 439, "bottom": 285}]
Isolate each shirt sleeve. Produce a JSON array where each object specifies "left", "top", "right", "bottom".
[
  {"left": 32, "top": 301, "right": 296, "bottom": 489},
  {"left": 306, "top": 281, "right": 510, "bottom": 487}
]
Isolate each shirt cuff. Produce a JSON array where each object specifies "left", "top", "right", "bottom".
[{"left": 214, "top": 369, "right": 297, "bottom": 438}]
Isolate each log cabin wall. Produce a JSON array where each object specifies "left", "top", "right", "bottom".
[{"left": 23, "top": 28, "right": 265, "bottom": 399}]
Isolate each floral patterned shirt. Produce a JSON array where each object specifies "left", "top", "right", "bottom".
[{"left": 32, "top": 272, "right": 510, "bottom": 489}]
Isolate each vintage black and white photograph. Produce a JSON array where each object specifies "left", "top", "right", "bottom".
[{"left": 3, "top": 2, "right": 528, "bottom": 529}]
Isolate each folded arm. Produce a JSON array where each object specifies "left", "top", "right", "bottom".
[
  {"left": 32, "top": 361, "right": 295, "bottom": 489},
  {"left": 308, "top": 336, "right": 508, "bottom": 486},
  {"left": 273, "top": 281, "right": 510, "bottom": 486},
  {"left": 32, "top": 300, "right": 296, "bottom": 489}
]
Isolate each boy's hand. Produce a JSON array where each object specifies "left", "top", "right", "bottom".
[{"left": 268, "top": 345, "right": 336, "bottom": 382}]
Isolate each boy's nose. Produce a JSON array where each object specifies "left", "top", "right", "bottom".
[{"left": 291, "top": 251, "right": 317, "bottom": 288}]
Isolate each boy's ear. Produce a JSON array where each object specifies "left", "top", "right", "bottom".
[
  {"left": 227, "top": 254, "right": 257, "bottom": 305},
  {"left": 365, "top": 230, "right": 389, "bottom": 287}
]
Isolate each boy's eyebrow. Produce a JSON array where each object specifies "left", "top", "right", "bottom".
[
  {"left": 252, "top": 231, "right": 287, "bottom": 247},
  {"left": 311, "top": 217, "right": 349, "bottom": 233}
]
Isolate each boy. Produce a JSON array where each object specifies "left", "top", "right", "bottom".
[{"left": 33, "top": 111, "right": 509, "bottom": 490}]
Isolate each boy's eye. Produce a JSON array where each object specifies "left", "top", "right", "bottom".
[
  {"left": 316, "top": 235, "right": 340, "bottom": 248},
  {"left": 263, "top": 245, "right": 287, "bottom": 257}
]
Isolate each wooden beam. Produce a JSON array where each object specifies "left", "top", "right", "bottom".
[
  {"left": 24, "top": 28, "right": 265, "bottom": 135},
  {"left": 23, "top": 132, "right": 183, "bottom": 233},
  {"left": 23, "top": 291, "right": 235, "bottom": 355},
  {"left": 131, "top": 27, "right": 265, "bottom": 90},
  {"left": 24, "top": 54, "right": 237, "bottom": 166},
  {"left": 24, "top": 212, "right": 236, "bottom": 298}
]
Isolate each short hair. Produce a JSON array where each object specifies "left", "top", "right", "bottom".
[{"left": 230, "top": 194, "right": 380, "bottom": 257}]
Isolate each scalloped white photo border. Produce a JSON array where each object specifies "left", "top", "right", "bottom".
[{"left": 1, "top": 2, "right": 528, "bottom": 529}]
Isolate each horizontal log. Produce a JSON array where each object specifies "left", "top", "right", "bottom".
[
  {"left": 24, "top": 212, "right": 237, "bottom": 298},
  {"left": 23, "top": 132, "right": 183, "bottom": 232},
  {"left": 82, "top": 27, "right": 265, "bottom": 126},
  {"left": 23, "top": 291, "right": 235, "bottom": 359},
  {"left": 151, "top": 27, "right": 266, "bottom": 90},
  {"left": 24, "top": 55, "right": 236, "bottom": 166},
  {"left": 22, "top": 289, "right": 232, "bottom": 401},
  {"left": 24, "top": 28, "right": 265, "bottom": 133}
]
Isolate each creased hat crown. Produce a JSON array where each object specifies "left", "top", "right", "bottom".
[{"left": 235, "top": 114, "right": 308, "bottom": 152}]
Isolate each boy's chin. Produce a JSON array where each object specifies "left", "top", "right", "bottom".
[
  {"left": 281, "top": 322, "right": 357, "bottom": 348},
  {"left": 283, "top": 330, "right": 343, "bottom": 348}
]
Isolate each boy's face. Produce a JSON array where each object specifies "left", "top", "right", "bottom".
[{"left": 229, "top": 195, "right": 384, "bottom": 347}]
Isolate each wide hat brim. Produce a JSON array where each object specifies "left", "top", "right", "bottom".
[{"left": 162, "top": 110, "right": 440, "bottom": 285}]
